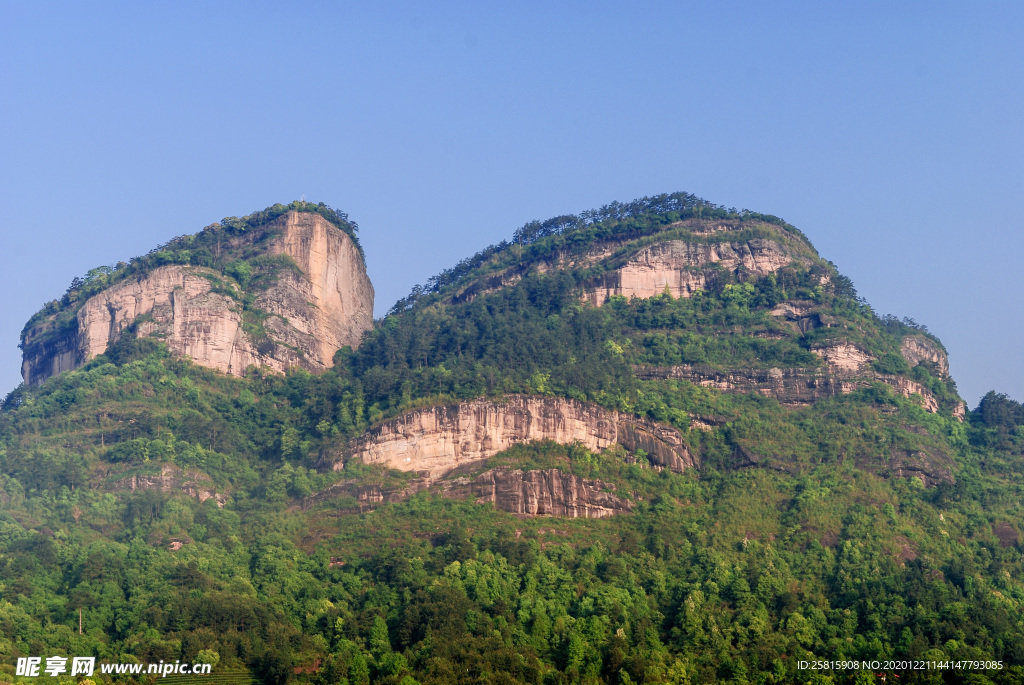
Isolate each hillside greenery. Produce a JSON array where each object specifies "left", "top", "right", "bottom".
[{"left": 1, "top": 196, "right": 1022, "bottom": 685}]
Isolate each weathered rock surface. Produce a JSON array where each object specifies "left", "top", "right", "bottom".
[
  {"left": 635, "top": 359, "right": 945, "bottom": 414},
  {"left": 584, "top": 238, "right": 808, "bottom": 306},
  {"left": 441, "top": 468, "right": 631, "bottom": 518},
  {"left": 107, "top": 463, "right": 225, "bottom": 506},
  {"left": 770, "top": 300, "right": 835, "bottom": 332},
  {"left": 900, "top": 335, "right": 948, "bottom": 377},
  {"left": 314, "top": 468, "right": 632, "bottom": 518},
  {"left": 885, "top": 376, "right": 940, "bottom": 413},
  {"left": 881, "top": 446, "right": 956, "bottom": 487},
  {"left": 340, "top": 395, "right": 695, "bottom": 479},
  {"left": 22, "top": 212, "right": 373, "bottom": 383},
  {"left": 257, "top": 211, "right": 374, "bottom": 363},
  {"left": 635, "top": 364, "right": 851, "bottom": 406},
  {"left": 812, "top": 343, "right": 873, "bottom": 373}
]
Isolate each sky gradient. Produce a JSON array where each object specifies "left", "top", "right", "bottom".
[{"left": 1, "top": 1, "right": 1021, "bottom": 406}]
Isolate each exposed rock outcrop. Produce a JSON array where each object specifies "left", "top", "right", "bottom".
[
  {"left": 340, "top": 395, "right": 695, "bottom": 479},
  {"left": 584, "top": 238, "right": 809, "bottom": 306},
  {"left": 884, "top": 447, "right": 956, "bottom": 487},
  {"left": 635, "top": 364, "right": 851, "bottom": 406},
  {"left": 812, "top": 343, "right": 873, "bottom": 373},
  {"left": 107, "top": 463, "right": 225, "bottom": 506},
  {"left": 770, "top": 300, "right": 834, "bottom": 332},
  {"left": 314, "top": 468, "right": 632, "bottom": 518},
  {"left": 441, "top": 468, "right": 631, "bottom": 518},
  {"left": 900, "top": 335, "right": 948, "bottom": 377},
  {"left": 885, "top": 376, "right": 940, "bottom": 413},
  {"left": 22, "top": 212, "right": 373, "bottom": 383},
  {"left": 635, "top": 360, "right": 944, "bottom": 414}
]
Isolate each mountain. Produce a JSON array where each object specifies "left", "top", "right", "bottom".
[
  {"left": 1, "top": 194, "right": 1022, "bottom": 685},
  {"left": 20, "top": 202, "right": 373, "bottom": 384}
]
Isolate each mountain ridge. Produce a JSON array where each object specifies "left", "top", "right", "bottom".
[{"left": 3, "top": 192, "right": 1024, "bottom": 684}]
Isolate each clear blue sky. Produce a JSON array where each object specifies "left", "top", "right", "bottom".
[{"left": 1, "top": 1, "right": 1021, "bottom": 406}]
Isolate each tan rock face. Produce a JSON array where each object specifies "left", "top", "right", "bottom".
[
  {"left": 585, "top": 238, "right": 804, "bottom": 306},
  {"left": 770, "top": 300, "right": 832, "bottom": 333},
  {"left": 636, "top": 364, "right": 846, "bottom": 406},
  {"left": 887, "top": 377, "right": 940, "bottom": 413},
  {"left": 953, "top": 401, "right": 966, "bottom": 420},
  {"left": 342, "top": 395, "right": 695, "bottom": 479},
  {"left": 900, "top": 335, "right": 948, "bottom": 377},
  {"left": 82, "top": 265, "right": 268, "bottom": 375},
  {"left": 812, "top": 344, "right": 872, "bottom": 374},
  {"left": 442, "top": 468, "right": 632, "bottom": 518},
  {"left": 22, "top": 212, "right": 374, "bottom": 383},
  {"left": 263, "top": 212, "right": 374, "bottom": 357}
]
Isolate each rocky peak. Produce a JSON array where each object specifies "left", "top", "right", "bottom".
[{"left": 21, "top": 210, "right": 374, "bottom": 384}]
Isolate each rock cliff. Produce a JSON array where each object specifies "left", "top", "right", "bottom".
[
  {"left": 812, "top": 343, "right": 873, "bottom": 373},
  {"left": 900, "top": 335, "right": 949, "bottom": 377},
  {"left": 22, "top": 211, "right": 373, "bottom": 383},
  {"left": 340, "top": 395, "right": 695, "bottom": 479},
  {"left": 584, "top": 237, "right": 810, "bottom": 306},
  {"left": 314, "top": 468, "right": 632, "bottom": 518},
  {"left": 441, "top": 468, "right": 631, "bottom": 517}
]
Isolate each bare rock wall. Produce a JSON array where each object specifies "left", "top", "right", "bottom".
[
  {"left": 342, "top": 395, "right": 695, "bottom": 479},
  {"left": 442, "top": 468, "right": 631, "bottom": 517},
  {"left": 585, "top": 238, "right": 808, "bottom": 306}
]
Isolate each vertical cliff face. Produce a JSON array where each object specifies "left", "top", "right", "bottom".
[
  {"left": 259, "top": 211, "right": 375, "bottom": 359},
  {"left": 312, "top": 468, "right": 635, "bottom": 518},
  {"left": 21, "top": 211, "right": 374, "bottom": 383},
  {"left": 342, "top": 395, "right": 695, "bottom": 479},
  {"left": 108, "top": 463, "right": 225, "bottom": 506},
  {"left": 442, "top": 469, "right": 633, "bottom": 518},
  {"left": 900, "top": 335, "right": 948, "bottom": 377}
]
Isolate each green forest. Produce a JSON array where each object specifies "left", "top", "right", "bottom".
[{"left": 2, "top": 197, "right": 1024, "bottom": 684}]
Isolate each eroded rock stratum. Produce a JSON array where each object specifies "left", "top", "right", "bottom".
[
  {"left": 635, "top": 337, "right": 962, "bottom": 417},
  {"left": 584, "top": 236, "right": 810, "bottom": 306},
  {"left": 22, "top": 211, "right": 373, "bottom": 383},
  {"left": 335, "top": 468, "right": 633, "bottom": 519},
  {"left": 340, "top": 395, "right": 695, "bottom": 479}
]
